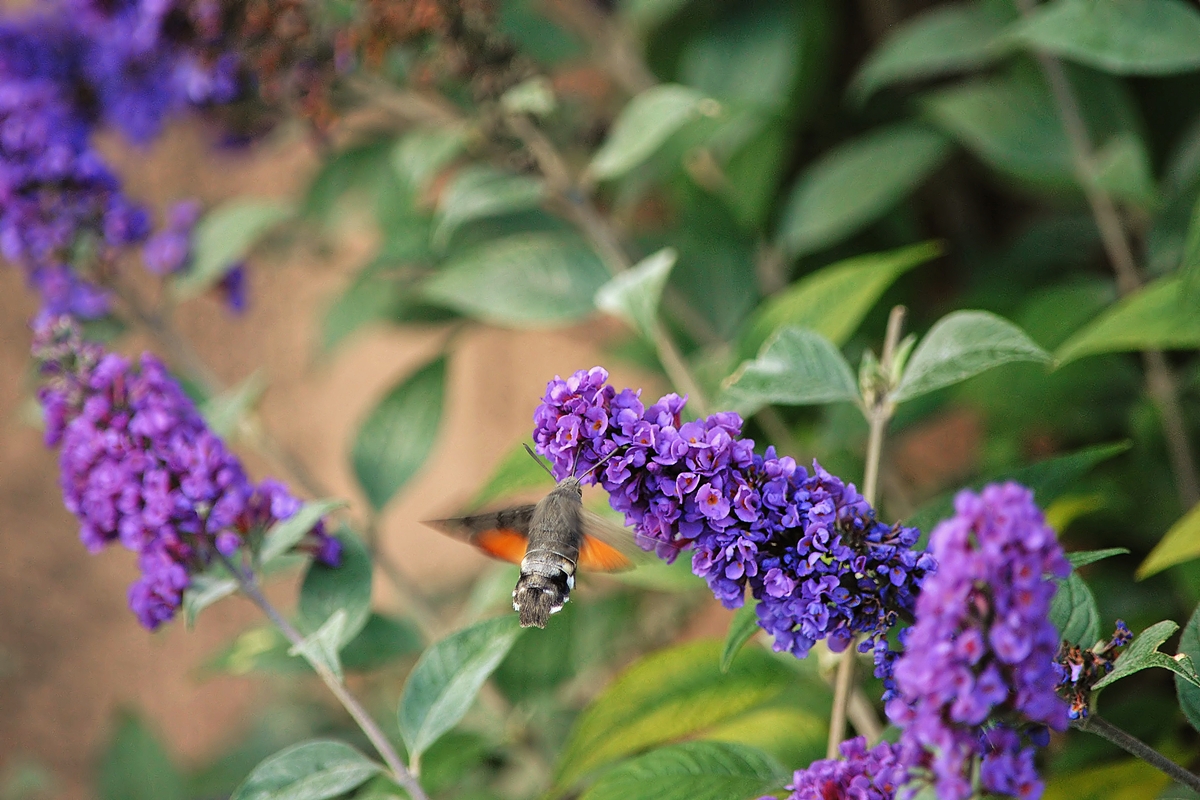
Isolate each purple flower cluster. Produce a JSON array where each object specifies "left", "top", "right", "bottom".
[
  {"left": 531, "top": 367, "right": 934, "bottom": 681},
  {"left": 770, "top": 737, "right": 908, "bottom": 800},
  {"left": 885, "top": 483, "right": 1070, "bottom": 800},
  {"left": 1054, "top": 620, "right": 1132, "bottom": 720},
  {"left": 34, "top": 317, "right": 339, "bottom": 629}
]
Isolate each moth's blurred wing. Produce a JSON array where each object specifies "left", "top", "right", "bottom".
[
  {"left": 578, "top": 508, "right": 650, "bottom": 572},
  {"left": 423, "top": 505, "right": 536, "bottom": 564}
]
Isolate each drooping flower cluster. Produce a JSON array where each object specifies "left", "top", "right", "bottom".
[
  {"left": 1054, "top": 620, "right": 1132, "bottom": 720},
  {"left": 886, "top": 483, "right": 1070, "bottom": 800},
  {"left": 771, "top": 737, "right": 909, "bottom": 800},
  {"left": 531, "top": 367, "right": 934, "bottom": 684},
  {"left": 34, "top": 317, "right": 339, "bottom": 629}
]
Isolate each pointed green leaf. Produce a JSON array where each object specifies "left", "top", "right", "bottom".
[
  {"left": 1093, "top": 132, "right": 1159, "bottom": 211},
  {"left": 742, "top": 242, "right": 940, "bottom": 357},
  {"left": 777, "top": 124, "right": 951, "bottom": 257},
  {"left": 720, "top": 600, "right": 760, "bottom": 674},
  {"left": 579, "top": 741, "right": 785, "bottom": 800},
  {"left": 1067, "top": 548, "right": 1130, "bottom": 570},
  {"left": 595, "top": 247, "right": 677, "bottom": 339},
  {"left": 391, "top": 127, "right": 468, "bottom": 192},
  {"left": 98, "top": 713, "right": 185, "bottom": 800},
  {"left": 173, "top": 200, "right": 292, "bottom": 298},
  {"left": 1011, "top": 0, "right": 1200, "bottom": 76},
  {"left": 352, "top": 357, "right": 445, "bottom": 511},
  {"left": 723, "top": 327, "right": 859, "bottom": 414},
  {"left": 852, "top": 1, "right": 1014, "bottom": 102},
  {"left": 231, "top": 740, "right": 384, "bottom": 800},
  {"left": 1093, "top": 620, "right": 1200, "bottom": 690},
  {"left": 298, "top": 531, "right": 373, "bottom": 647},
  {"left": 892, "top": 310, "right": 1051, "bottom": 402},
  {"left": 468, "top": 440, "right": 555, "bottom": 511},
  {"left": 341, "top": 613, "right": 424, "bottom": 672},
  {"left": 260, "top": 499, "right": 347, "bottom": 566},
  {"left": 1181, "top": 195, "right": 1200, "bottom": 306},
  {"left": 432, "top": 166, "right": 545, "bottom": 250},
  {"left": 1138, "top": 501, "right": 1200, "bottom": 579},
  {"left": 182, "top": 569, "right": 238, "bottom": 627},
  {"left": 1176, "top": 603, "right": 1200, "bottom": 733},
  {"left": 553, "top": 640, "right": 795, "bottom": 790},
  {"left": 289, "top": 610, "right": 348, "bottom": 680},
  {"left": 423, "top": 233, "right": 609, "bottom": 327},
  {"left": 1058, "top": 276, "right": 1200, "bottom": 365},
  {"left": 1050, "top": 572, "right": 1100, "bottom": 647},
  {"left": 398, "top": 616, "right": 523, "bottom": 764},
  {"left": 588, "top": 84, "right": 717, "bottom": 180}
]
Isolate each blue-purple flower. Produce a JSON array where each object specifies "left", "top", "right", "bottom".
[
  {"left": 774, "top": 737, "right": 909, "bottom": 800},
  {"left": 34, "top": 317, "right": 339, "bottom": 629},
  {"left": 532, "top": 367, "right": 934, "bottom": 686},
  {"left": 885, "top": 483, "right": 1070, "bottom": 800}
]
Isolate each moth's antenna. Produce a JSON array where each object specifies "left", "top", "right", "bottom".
[
  {"left": 579, "top": 446, "right": 621, "bottom": 481},
  {"left": 522, "top": 444, "right": 558, "bottom": 480}
]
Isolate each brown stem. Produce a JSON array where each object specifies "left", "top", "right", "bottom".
[{"left": 1072, "top": 715, "right": 1200, "bottom": 793}]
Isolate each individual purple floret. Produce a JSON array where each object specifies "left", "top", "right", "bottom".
[
  {"left": 1054, "top": 620, "right": 1132, "bottom": 720},
  {"left": 143, "top": 200, "right": 202, "bottom": 275},
  {"left": 771, "top": 737, "right": 909, "bottom": 800},
  {"left": 33, "top": 316, "right": 340, "bottom": 629},
  {"left": 885, "top": 483, "right": 1070, "bottom": 800},
  {"left": 531, "top": 367, "right": 934, "bottom": 685}
]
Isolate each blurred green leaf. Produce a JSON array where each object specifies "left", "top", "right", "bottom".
[
  {"left": 423, "top": 233, "right": 609, "bottom": 327},
  {"left": 288, "top": 610, "right": 347, "bottom": 679},
  {"left": 1050, "top": 572, "right": 1101, "bottom": 646},
  {"left": 893, "top": 311, "right": 1051, "bottom": 402},
  {"left": 1067, "top": 548, "right": 1130, "bottom": 569},
  {"left": 352, "top": 356, "right": 445, "bottom": 511},
  {"left": 1177, "top": 602, "right": 1200, "bottom": 733},
  {"left": 173, "top": 200, "right": 291, "bottom": 298},
  {"left": 433, "top": 166, "right": 545, "bottom": 251},
  {"left": 231, "top": 740, "right": 383, "bottom": 800},
  {"left": 595, "top": 247, "right": 677, "bottom": 339},
  {"left": 498, "top": 0, "right": 584, "bottom": 63},
  {"left": 200, "top": 371, "right": 266, "bottom": 439},
  {"left": 98, "top": 714, "right": 185, "bottom": 800},
  {"left": 391, "top": 127, "right": 468, "bottom": 193},
  {"left": 182, "top": 568, "right": 238, "bottom": 627},
  {"left": 501, "top": 77, "right": 557, "bottom": 117},
  {"left": 1138, "top": 501, "right": 1200, "bottom": 579},
  {"left": 777, "top": 123, "right": 951, "bottom": 257},
  {"left": 1180, "top": 196, "right": 1200, "bottom": 306},
  {"left": 852, "top": 1, "right": 1015, "bottom": 103},
  {"left": 742, "top": 242, "right": 940, "bottom": 357},
  {"left": 207, "top": 614, "right": 421, "bottom": 676},
  {"left": 589, "top": 85, "right": 717, "bottom": 180},
  {"left": 1043, "top": 757, "right": 1171, "bottom": 800},
  {"left": 469, "top": 440, "right": 554, "bottom": 510},
  {"left": 1093, "top": 620, "right": 1200, "bottom": 690},
  {"left": 579, "top": 742, "right": 785, "bottom": 800},
  {"left": 398, "top": 616, "right": 523, "bottom": 765},
  {"left": 1056, "top": 276, "right": 1200, "bottom": 364},
  {"left": 720, "top": 600, "right": 760, "bottom": 673},
  {"left": 298, "top": 531, "right": 372, "bottom": 646},
  {"left": 1011, "top": 0, "right": 1200, "bottom": 76},
  {"left": 700, "top": 707, "right": 826, "bottom": 770},
  {"left": 553, "top": 639, "right": 794, "bottom": 790},
  {"left": 1093, "top": 132, "right": 1160, "bottom": 211},
  {"left": 723, "top": 327, "right": 859, "bottom": 413},
  {"left": 260, "top": 499, "right": 347, "bottom": 566},
  {"left": 620, "top": 0, "right": 691, "bottom": 31}
]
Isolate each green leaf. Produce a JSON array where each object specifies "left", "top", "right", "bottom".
[
  {"left": 1093, "top": 132, "right": 1159, "bottom": 211},
  {"left": 851, "top": 1, "right": 1015, "bottom": 103},
  {"left": 289, "top": 610, "right": 348, "bottom": 680},
  {"left": 1093, "top": 620, "right": 1200, "bottom": 691},
  {"left": 741, "top": 242, "right": 940, "bottom": 357},
  {"left": 342, "top": 613, "right": 424, "bottom": 671},
  {"left": 200, "top": 371, "right": 266, "bottom": 439},
  {"left": 260, "top": 499, "right": 347, "bottom": 566},
  {"left": 433, "top": 166, "right": 545, "bottom": 250},
  {"left": 298, "top": 531, "right": 373, "bottom": 647},
  {"left": 1050, "top": 572, "right": 1101, "bottom": 646},
  {"left": 182, "top": 569, "right": 238, "bottom": 626},
  {"left": 579, "top": 741, "right": 785, "bottom": 800},
  {"left": 595, "top": 247, "right": 677, "bottom": 339},
  {"left": 1176, "top": 602, "right": 1200, "bottom": 733},
  {"left": 588, "top": 85, "right": 718, "bottom": 180},
  {"left": 1138, "top": 501, "right": 1200, "bottom": 579},
  {"left": 231, "top": 740, "right": 384, "bottom": 800},
  {"left": 398, "top": 616, "right": 523, "bottom": 765},
  {"left": 173, "top": 200, "right": 292, "bottom": 298},
  {"left": 423, "top": 233, "right": 610, "bottom": 327},
  {"left": 501, "top": 77, "right": 557, "bottom": 117},
  {"left": 553, "top": 639, "right": 795, "bottom": 790},
  {"left": 892, "top": 310, "right": 1051, "bottom": 403},
  {"left": 391, "top": 127, "right": 468, "bottom": 192},
  {"left": 701, "top": 707, "right": 826, "bottom": 770},
  {"left": 722, "top": 327, "right": 859, "bottom": 414},
  {"left": 1180, "top": 196, "right": 1200, "bottom": 306},
  {"left": 98, "top": 713, "right": 185, "bottom": 800},
  {"left": 720, "top": 600, "right": 760, "bottom": 674},
  {"left": 468, "top": 440, "right": 555, "bottom": 511},
  {"left": 352, "top": 356, "right": 445, "bottom": 511},
  {"left": 777, "top": 123, "right": 951, "bottom": 257},
  {"left": 1011, "top": 0, "right": 1200, "bottom": 76},
  {"left": 1056, "top": 276, "right": 1200, "bottom": 364},
  {"left": 1067, "top": 548, "right": 1130, "bottom": 570}
]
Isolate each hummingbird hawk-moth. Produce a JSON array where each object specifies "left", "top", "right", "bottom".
[{"left": 424, "top": 446, "right": 641, "bottom": 628}]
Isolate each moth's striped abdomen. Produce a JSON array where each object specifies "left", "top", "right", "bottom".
[{"left": 512, "top": 478, "right": 583, "bottom": 628}]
